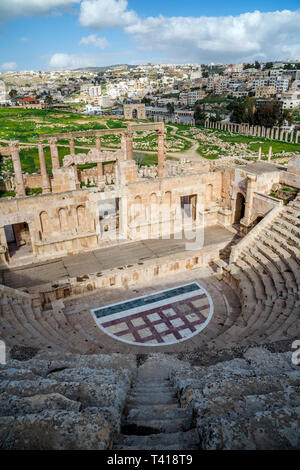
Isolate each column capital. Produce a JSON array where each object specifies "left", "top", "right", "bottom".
[
  {"left": 49, "top": 137, "right": 58, "bottom": 144},
  {"left": 10, "top": 140, "right": 19, "bottom": 151},
  {"left": 247, "top": 174, "right": 256, "bottom": 182}
]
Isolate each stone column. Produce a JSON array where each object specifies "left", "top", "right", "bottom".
[
  {"left": 70, "top": 137, "right": 75, "bottom": 155},
  {"left": 290, "top": 131, "right": 294, "bottom": 143},
  {"left": 38, "top": 141, "right": 51, "bottom": 193},
  {"left": 242, "top": 175, "right": 256, "bottom": 226},
  {"left": 285, "top": 131, "right": 288, "bottom": 142},
  {"left": 275, "top": 128, "right": 279, "bottom": 140},
  {"left": 10, "top": 141, "right": 25, "bottom": 197},
  {"left": 268, "top": 146, "right": 272, "bottom": 162},
  {"left": 125, "top": 132, "right": 133, "bottom": 160},
  {"left": 258, "top": 147, "right": 262, "bottom": 160},
  {"left": 97, "top": 162, "right": 103, "bottom": 178},
  {"left": 95, "top": 134, "right": 101, "bottom": 152},
  {"left": 157, "top": 130, "right": 166, "bottom": 178},
  {"left": 49, "top": 137, "right": 60, "bottom": 170},
  {"left": 266, "top": 128, "right": 270, "bottom": 139},
  {"left": 280, "top": 129, "right": 284, "bottom": 141}
]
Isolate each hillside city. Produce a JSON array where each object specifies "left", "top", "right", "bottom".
[{"left": 1, "top": 61, "right": 300, "bottom": 126}]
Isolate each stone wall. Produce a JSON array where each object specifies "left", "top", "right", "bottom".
[{"left": 28, "top": 246, "right": 221, "bottom": 305}]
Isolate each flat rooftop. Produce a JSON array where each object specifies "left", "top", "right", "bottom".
[{"left": 239, "top": 162, "right": 284, "bottom": 175}]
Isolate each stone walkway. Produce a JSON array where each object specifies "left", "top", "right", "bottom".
[{"left": 1, "top": 225, "right": 235, "bottom": 289}]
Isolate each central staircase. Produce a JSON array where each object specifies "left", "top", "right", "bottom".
[{"left": 113, "top": 359, "right": 199, "bottom": 450}]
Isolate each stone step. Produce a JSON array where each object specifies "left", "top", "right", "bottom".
[
  {"left": 132, "top": 383, "right": 173, "bottom": 393},
  {"left": 114, "top": 428, "right": 200, "bottom": 450},
  {"left": 127, "top": 394, "right": 178, "bottom": 406},
  {"left": 122, "top": 417, "right": 193, "bottom": 435},
  {"left": 130, "top": 387, "right": 176, "bottom": 397},
  {"left": 125, "top": 405, "right": 192, "bottom": 423}
]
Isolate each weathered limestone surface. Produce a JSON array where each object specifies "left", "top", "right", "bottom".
[
  {"left": 169, "top": 348, "right": 300, "bottom": 450},
  {"left": 0, "top": 353, "right": 137, "bottom": 450}
]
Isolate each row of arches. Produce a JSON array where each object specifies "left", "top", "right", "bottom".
[{"left": 40, "top": 205, "right": 87, "bottom": 233}]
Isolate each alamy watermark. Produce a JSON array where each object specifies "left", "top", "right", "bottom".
[
  {"left": 0, "top": 340, "right": 6, "bottom": 365},
  {"left": 100, "top": 200, "right": 206, "bottom": 251}
]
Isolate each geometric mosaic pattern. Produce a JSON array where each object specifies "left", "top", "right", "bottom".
[{"left": 92, "top": 283, "right": 213, "bottom": 346}]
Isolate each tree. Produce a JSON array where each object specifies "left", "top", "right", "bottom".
[
  {"left": 254, "top": 61, "right": 261, "bottom": 70},
  {"left": 264, "top": 62, "right": 274, "bottom": 70},
  {"left": 194, "top": 104, "right": 207, "bottom": 125},
  {"left": 282, "top": 109, "right": 294, "bottom": 126},
  {"left": 9, "top": 89, "right": 18, "bottom": 100},
  {"left": 141, "top": 96, "right": 151, "bottom": 106},
  {"left": 230, "top": 97, "right": 255, "bottom": 124},
  {"left": 45, "top": 95, "right": 53, "bottom": 105},
  {"left": 167, "top": 102, "right": 175, "bottom": 115},
  {"left": 254, "top": 100, "right": 284, "bottom": 127}
]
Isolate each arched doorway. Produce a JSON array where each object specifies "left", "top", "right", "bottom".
[
  {"left": 234, "top": 193, "right": 245, "bottom": 224},
  {"left": 132, "top": 109, "right": 138, "bottom": 119}
]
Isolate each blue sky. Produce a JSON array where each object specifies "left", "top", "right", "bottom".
[{"left": 0, "top": 1, "right": 299, "bottom": 71}]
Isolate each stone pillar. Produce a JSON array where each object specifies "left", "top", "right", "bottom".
[
  {"left": 127, "top": 132, "right": 134, "bottom": 160},
  {"left": 242, "top": 175, "right": 256, "bottom": 226},
  {"left": 270, "top": 128, "right": 274, "bottom": 140},
  {"left": 70, "top": 137, "right": 75, "bottom": 155},
  {"left": 258, "top": 147, "right": 262, "bottom": 160},
  {"left": 97, "top": 162, "right": 103, "bottom": 178},
  {"left": 290, "top": 131, "right": 294, "bottom": 143},
  {"left": 95, "top": 134, "right": 101, "bottom": 152},
  {"left": 275, "top": 128, "right": 279, "bottom": 140},
  {"left": 10, "top": 141, "right": 25, "bottom": 197},
  {"left": 157, "top": 130, "right": 166, "bottom": 178},
  {"left": 49, "top": 137, "right": 60, "bottom": 170},
  {"left": 268, "top": 146, "right": 272, "bottom": 162},
  {"left": 280, "top": 129, "right": 284, "bottom": 141},
  {"left": 266, "top": 128, "right": 270, "bottom": 139},
  {"left": 285, "top": 131, "right": 288, "bottom": 142},
  {"left": 38, "top": 141, "right": 51, "bottom": 193}
]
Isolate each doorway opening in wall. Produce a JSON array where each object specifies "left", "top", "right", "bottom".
[
  {"left": 132, "top": 109, "right": 138, "bottom": 119},
  {"left": 180, "top": 195, "right": 197, "bottom": 222},
  {"left": 252, "top": 216, "right": 264, "bottom": 228},
  {"left": 4, "top": 222, "right": 33, "bottom": 260},
  {"left": 234, "top": 193, "right": 245, "bottom": 224},
  {"left": 98, "top": 198, "right": 120, "bottom": 238},
  {"left": 180, "top": 194, "right": 197, "bottom": 239}
]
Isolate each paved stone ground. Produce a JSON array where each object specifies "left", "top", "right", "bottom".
[
  {"left": 62, "top": 265, "right": 241, "bottom": 354},
  {"left": 1, "top": 225, "right": 235, "bottom": 289}
]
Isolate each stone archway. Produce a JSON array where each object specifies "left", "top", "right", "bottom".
[
  {"left": 234, "top": 193, "right": 245, "bottom": 224},
  {"left": 132, "top": 109, "right": 138, "bottom": 119}
]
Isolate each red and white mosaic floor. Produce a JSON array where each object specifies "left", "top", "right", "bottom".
[{"left": 92, "top": 283, "right": 213, "bottom": 346}]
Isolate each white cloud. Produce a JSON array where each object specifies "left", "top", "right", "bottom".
[
  {"left": 79, "top": 34, "right": 109, "bottom": 49},
  {"left": 0, "top": 0, "right": 79, "bottom": 20},
  {"left": 124, "top": 9, "right": 300, "bottom": 63},
  {"left": 1, "top": 62, "right": 18, "bottom": 71},
  {"left": 49, "top": 53, "right": 100, "bottom": 69},
  {"left": 79, "top": 0, "right": 138, "bottom": 29}
]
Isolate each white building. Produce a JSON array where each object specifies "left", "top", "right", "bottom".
[
  {"left": 0, "top": 80, "right": 11, "bottom": 105},
  {"left": 89, "top": 85, "right": 102, "bottom": 98},
  {"left": 279, "top": 92, "right": 300, "bottom": 109}
]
